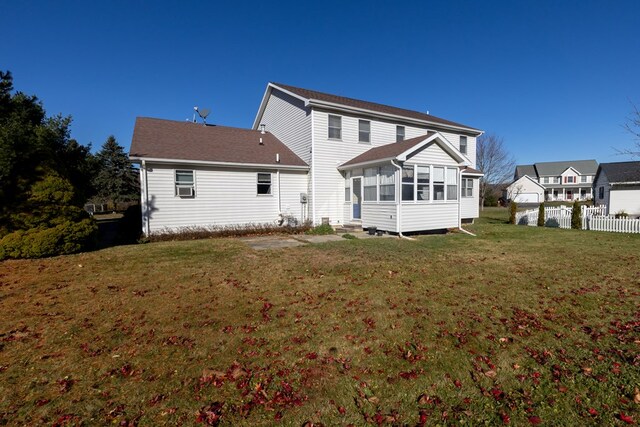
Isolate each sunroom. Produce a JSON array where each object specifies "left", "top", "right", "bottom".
[{"left": 338, "top": 132, "right": 479, "bottom": 233}]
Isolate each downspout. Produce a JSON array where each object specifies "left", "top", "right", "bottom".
[
  {"left": 310, "top": 110, "right": 317, "bottom": 225},
  {"left": 391, "top": 160, "right": 414, "bottom": 240},
  {"left": 277, "top": 169, "right": 281, "bottom": 213},
  {"left": 141, "top": 160, "right": 150, "bottom": 237}
]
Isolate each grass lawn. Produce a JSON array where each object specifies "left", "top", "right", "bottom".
[{"left": 1, "top": 208, "right": 639, "bottom": 426}]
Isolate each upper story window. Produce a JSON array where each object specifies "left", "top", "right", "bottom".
[
  {"left": 543, "top": 177, "right": 550, "bottom": 184},
  {"left": 257, "top": 173, "right": 272, "bottom": 195},
  {"left": 433, "top": 167, "right": 446, "bottom": 200},
  {"left": 459, "top": 136, "right": 467, "bottom": 154},
  {"left": 396, "top": 126, "right": 405, "bottom": 142},
  {"left": 565, "top": 176, "right": 576, "bottom": 184},
  {"left": 328, "top": 115, "right": 342, "bottom": 139},
  {"left": 175, "top": 170, "right": 195, "bottom": 197},
  {"left": 580, "top": 175, "right": 588, "bottom": 183},
  {"left": 598, "top": 186, "right": 604, "bottom": 199},
  {"left": 359, "top": 120, "right": 370, "bottom": 143}
]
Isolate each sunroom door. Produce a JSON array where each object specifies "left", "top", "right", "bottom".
[{"left": 352, "top": 177, "right": 362, "bottom": 220}]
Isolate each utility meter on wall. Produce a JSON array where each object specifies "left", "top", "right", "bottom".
[{"left": 300, "top": 193, "right": 308, "bottom": 204}]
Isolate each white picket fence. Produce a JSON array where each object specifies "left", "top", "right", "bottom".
[{"left": 515, "top": 205, "right": 640, "bottom": 234}]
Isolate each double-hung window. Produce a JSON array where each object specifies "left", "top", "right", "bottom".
[
  {"left": 566, "top": 176, "right": 576, "bottom": 184},
  {"left": 402, "top": 166, "right": 414, "bottom": 201},
  {"left": 580, "top": 175, "right": 587, "bottom": 183},
  {"left": 433, "top": 167, "right": 445, "bottom": 200},
  {"left": 598, "top": 186, "right": 604, "bottom": 199},
  {"left": 328, "top": 115, "right": 342, "bottom": 139},
  {"left": 396, "top": 126, "right": 405, "bottom": 142},
  {"left": 363, "top": 168, "right": 377, "bottom": 201},
  {"left": 446, "top": 168, "right": 458, "bottom": 200},
  {"left": 462, "top": 178, "right": 473, "bottom": 197},
  {"left": 459, "top": 136, "right": 467, "bottom": 154},
  {"left": 359, "top": 120, "right": 371, "bottom": 143},
  {"left": 417, "top": 166, "right": 430, "bottom": 200},
  {"left": 175, "top": 170, "right": 195, "bottom": 197},
  {"left": 257, "top": 173, "right": 272, "bottom": 195},
  {"left": 379, "top": 165, "right": 395, "bottom": 201}
]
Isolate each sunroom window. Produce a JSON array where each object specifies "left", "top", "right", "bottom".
[
  {"left": 433, "top": 167, "right": 445, "bottom": 200},
  {"left": 446, "top": 168, "right": 458, "bottom": 200},
  {"left": 363, "top": 168, "right": 377, "bottom": 201},
  {"left": 417, "top": 166, "right": 430, "bottom": 200},
  {"left": 379, "top": 165, "right": 395, "bottom": 201},
  {"left": 402, "top": 166, "right": 414, "bottom": 201}
]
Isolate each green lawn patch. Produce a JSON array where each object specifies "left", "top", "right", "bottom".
[{"left": 1, "top": 207, "right": 639, "bottom": 425}]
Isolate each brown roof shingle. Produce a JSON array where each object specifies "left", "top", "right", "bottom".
[
  {"left": 340, "top": 133, "right": 435, "bottom": 167},
  {"left": 272, "top": 83, "right": 480, "bottom": 132},
  {"left": 130, "top": 117, "right": 307, "bottom": 167}
]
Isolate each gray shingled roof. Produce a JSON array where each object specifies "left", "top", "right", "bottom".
[
  {"left": 271, "top": 83, "right": 481, "bottom": 133},
  {"left": 597, "top": 161, "right": 640, "bottom": 183},
  {"left": 514, "top": 164, "right": 537, "bottom": 180},
  {"left": 130, "top": 117, "right": 308, "bottom": 167},
  {"left": 534, "top": 159, "right": 598, "bottom": 176}
]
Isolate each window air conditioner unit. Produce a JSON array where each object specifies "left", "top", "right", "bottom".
[{"left": 177, "top": 186, "right": 194, "bottom": 197}]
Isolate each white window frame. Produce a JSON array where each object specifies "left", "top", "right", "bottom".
[
  {"left": 401, "top": 164, "right": 457, "bottom": 204},
  {"left": 358, "top": 119, "right": 371, "bottom": 143},
  {"left": 396, "top": 125, "right": 405, "bottom": 142},
  {"left": 459, "top": 136, "right": 467, "bottom": 154},
  {"left": 580, "top": 175, "right": 587, "bottom": 183},
  {"left": 378, "top": 165, "right": 396, "bottom": 202},
  {"left": 461, "top": 178, "right": 473, "bottom": 198},
  {"left": 175, "top": 169, "right": 195, "bottom": 197},
  {"left": 257, "top": 172, "right": 272, "bottom": 196},
  {"left": 328, "top": 115, "right": 342, "bottom": 140},
  {"left": 344, "top": 171, "right": 351, "bottom": 202}
]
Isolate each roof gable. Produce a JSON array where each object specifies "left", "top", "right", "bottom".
[
  {"left": 508, "top": 175, "right": 546, "bottom": 190},
  {"left": 130, "top": 117, "right": 307, "bottom": 168},
  {"left": 339, "top": 132, "right": 469, "bottom": 169},
  {"left": 254, "top": 83, "right": 481, "bottom": 134}
]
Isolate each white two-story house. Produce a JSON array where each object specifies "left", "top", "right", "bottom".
[{"left": 130, "top": 83, "right": 483, "bottom": 235}]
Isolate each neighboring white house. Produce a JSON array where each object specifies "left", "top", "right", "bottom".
[
  {"left": 130, "top": 83, "right": 484, "bottom": 235},
  {"left": 506, "top": 160, "right": 598, "bottom": 203},
  {"left": 593, "top": 161, "right": 640, "bottom": 217},
  {"left": 504, "top": 175, "right": 545, "bottom": 203}
]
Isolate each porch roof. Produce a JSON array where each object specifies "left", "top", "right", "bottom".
[{"left": 339, "top": 133, "right": 435, "bottom": 168}]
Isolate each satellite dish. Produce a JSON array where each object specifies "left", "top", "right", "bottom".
[{"left": 198, "top": 108, "right": 211, "bottom": 119}]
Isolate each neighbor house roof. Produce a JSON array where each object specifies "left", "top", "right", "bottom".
[
  {"left": 129, "top": 117, "right": 308, "bottom": 168},
  {"left": 596, "top": 161, "right": 640, "bottom": 184},
  {"left": 263, "top": 83, "right": 481, "bottom": 134},
  {"left": 514, "top": 165, "right": 537, "bottom": 180},
  {"left": 514, "top": 160, "right": 598, "bottom": 180}
]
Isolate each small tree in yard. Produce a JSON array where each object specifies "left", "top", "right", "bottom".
[
  {"left": 537, "top": 203, "right": 545, "bottom": 227},
  {"left": 509, "top": 201, "right": 518, "bottom": 224},
  {"left": 92, "top": 135, "right": 139, "bottom": 209},
  {"left": 571, "top": 200, "right": 582, "bottom": 229}
]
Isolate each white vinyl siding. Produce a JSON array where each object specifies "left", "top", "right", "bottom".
[
  {"left": 402, "top": 204, "right": 458, "bottom": 231},
  {"left": 144, "top": 164, "right": 307, "bottom": 233},
  {"left": 362, "top": 204, "right": 396, "bottom": 231},
  {"left": 258, "top": 88, "right": 312, "bottom": 164}
]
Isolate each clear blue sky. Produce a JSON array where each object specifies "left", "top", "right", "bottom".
[{"left": 2, "top": 0, "right": 639, "bottom": 164}]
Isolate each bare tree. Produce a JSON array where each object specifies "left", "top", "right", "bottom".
[
  {"left": 476, "top": 133, "right": 516, "bottom": 209},
  {"left": 620, "top": 103, "right": 640, "bottom": 157}
]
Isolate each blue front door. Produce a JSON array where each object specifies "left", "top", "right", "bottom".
[{"left": 352, "top": 177, "right": 361, "bottom": 220}]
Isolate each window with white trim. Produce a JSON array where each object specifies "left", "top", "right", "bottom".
[
  {"left": 461, "top": 178, "right": 473, "bottom": 197},
  {"left": 543, "top": 177, "right": 549, "bottom": 184},
  {"left": 344, "top": 171, "right": 351, "bottom": 202},
  {"left": 396, "top": 126, "right": 405, "bottom": 142},
  {"left": 446, "top": 168, "right": 458, "bottom": 200},
  {"left": 402, "top": 166, "right": 414, "bottom": 201},
  {"left": 566, "top": 176, "right": 576, "bottom": 184},
  {"left": 580, "top": 175, "right": 587, "bottom": 183},
  {"left": 459, "top": 136, "right": 467, "bottom": 154},
  {"left": 379, "top": 165, "right": 395, "bottom": 201},
  {"left": 328, "top": 115, "right": 342, "bottom": 139},
  {"left": 175, "top": 170, "right": 195, "bottom": 197},
  {"left": 433, "top": 167, "right": 445, "bottom": 200},
  {"left": 363, "top": 168, "right": 377, "bottom": 201},
  {"left": 257, "top": 172, "right": 272, "bottom": 195},
  {"left": 417, "top": 166, "right": 430, "bottom": 200},
  {"left": 358, "top": 120, "right": 371, "bottom": 143}
]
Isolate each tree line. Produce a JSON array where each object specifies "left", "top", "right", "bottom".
[{"left": 0, "top": 70, "right": 138, "bottom": 259}]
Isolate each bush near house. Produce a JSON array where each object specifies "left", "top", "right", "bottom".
[
  {"left": 509, "top": 201, "right": 518, "bottom": 224},
  {"left": 571, "top": 199, "right": 582, "bottom": 229},
  {"left": 536, "top": 202, "right": 545, "bottom": 227}
]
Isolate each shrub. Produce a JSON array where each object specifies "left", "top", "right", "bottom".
[
  {"left": 614, "top": 211, "right": 629, "bottom": 219},
  {"left": 571, "top": 200, "right": 582, "bottom": 230},
  {"left": 306, "top": 224, "right": 335, "bottom": 235},
  {"left": 537, "top": 203, "right": 545, "bottom": 227},
  {"left": 509, "top": 201, "right": 518, "bottom": 224},
  {"left": 149, "top": 221, "right": 313, "bottom": 242},
  {"left": 342, "top": 233, "right": 357, "bottom": 240},
  {"left": 118, "top": 204, "right": 142, "bottom": 244},
  {"left": 0, "top": 218, "right": 98, "bottom": 260}
]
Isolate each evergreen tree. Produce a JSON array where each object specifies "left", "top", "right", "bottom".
[
  {"left": 509, "top": 201, "right": 518, "bottom": 224},
  {"left": 93, "top": 136, "right": 138, "bottom": 208},
  {"left": 571, "top": 200, "right": 582, "bottom": 230},
  {"left": 537, "top": 203, "right": 545, "bottom": 227}
]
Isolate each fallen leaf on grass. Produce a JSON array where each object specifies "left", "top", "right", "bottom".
[
  {"left": 485, "top": 370, "right": 497, "bottom": 378},
  {"left": 619, "top": 413, "right": 635, "bottom": 424},
  {"left": 634, "top": 388, "right": 640, "bottom": 404}
]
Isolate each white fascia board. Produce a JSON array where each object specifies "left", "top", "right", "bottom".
[
  {"left": 337, "top": 157, "right": 396, "bottom": 171},
  {"left": 560, "top": 166, "right": 581, "bottom": 176},
  {"left": 462, "top": 171, "right": 484, "bottom": 177},
  {"left": 252, "top": 85, "right": 273, "bottom": 130},
  {"left": 307, "top": 99, "right": 483, "bottom": 135},
  {"left": 128, "top": 156, "right": 309, "bottom": 171},
  {"left": 611, "top": 181, "right": 640, "bottom": 185}
]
